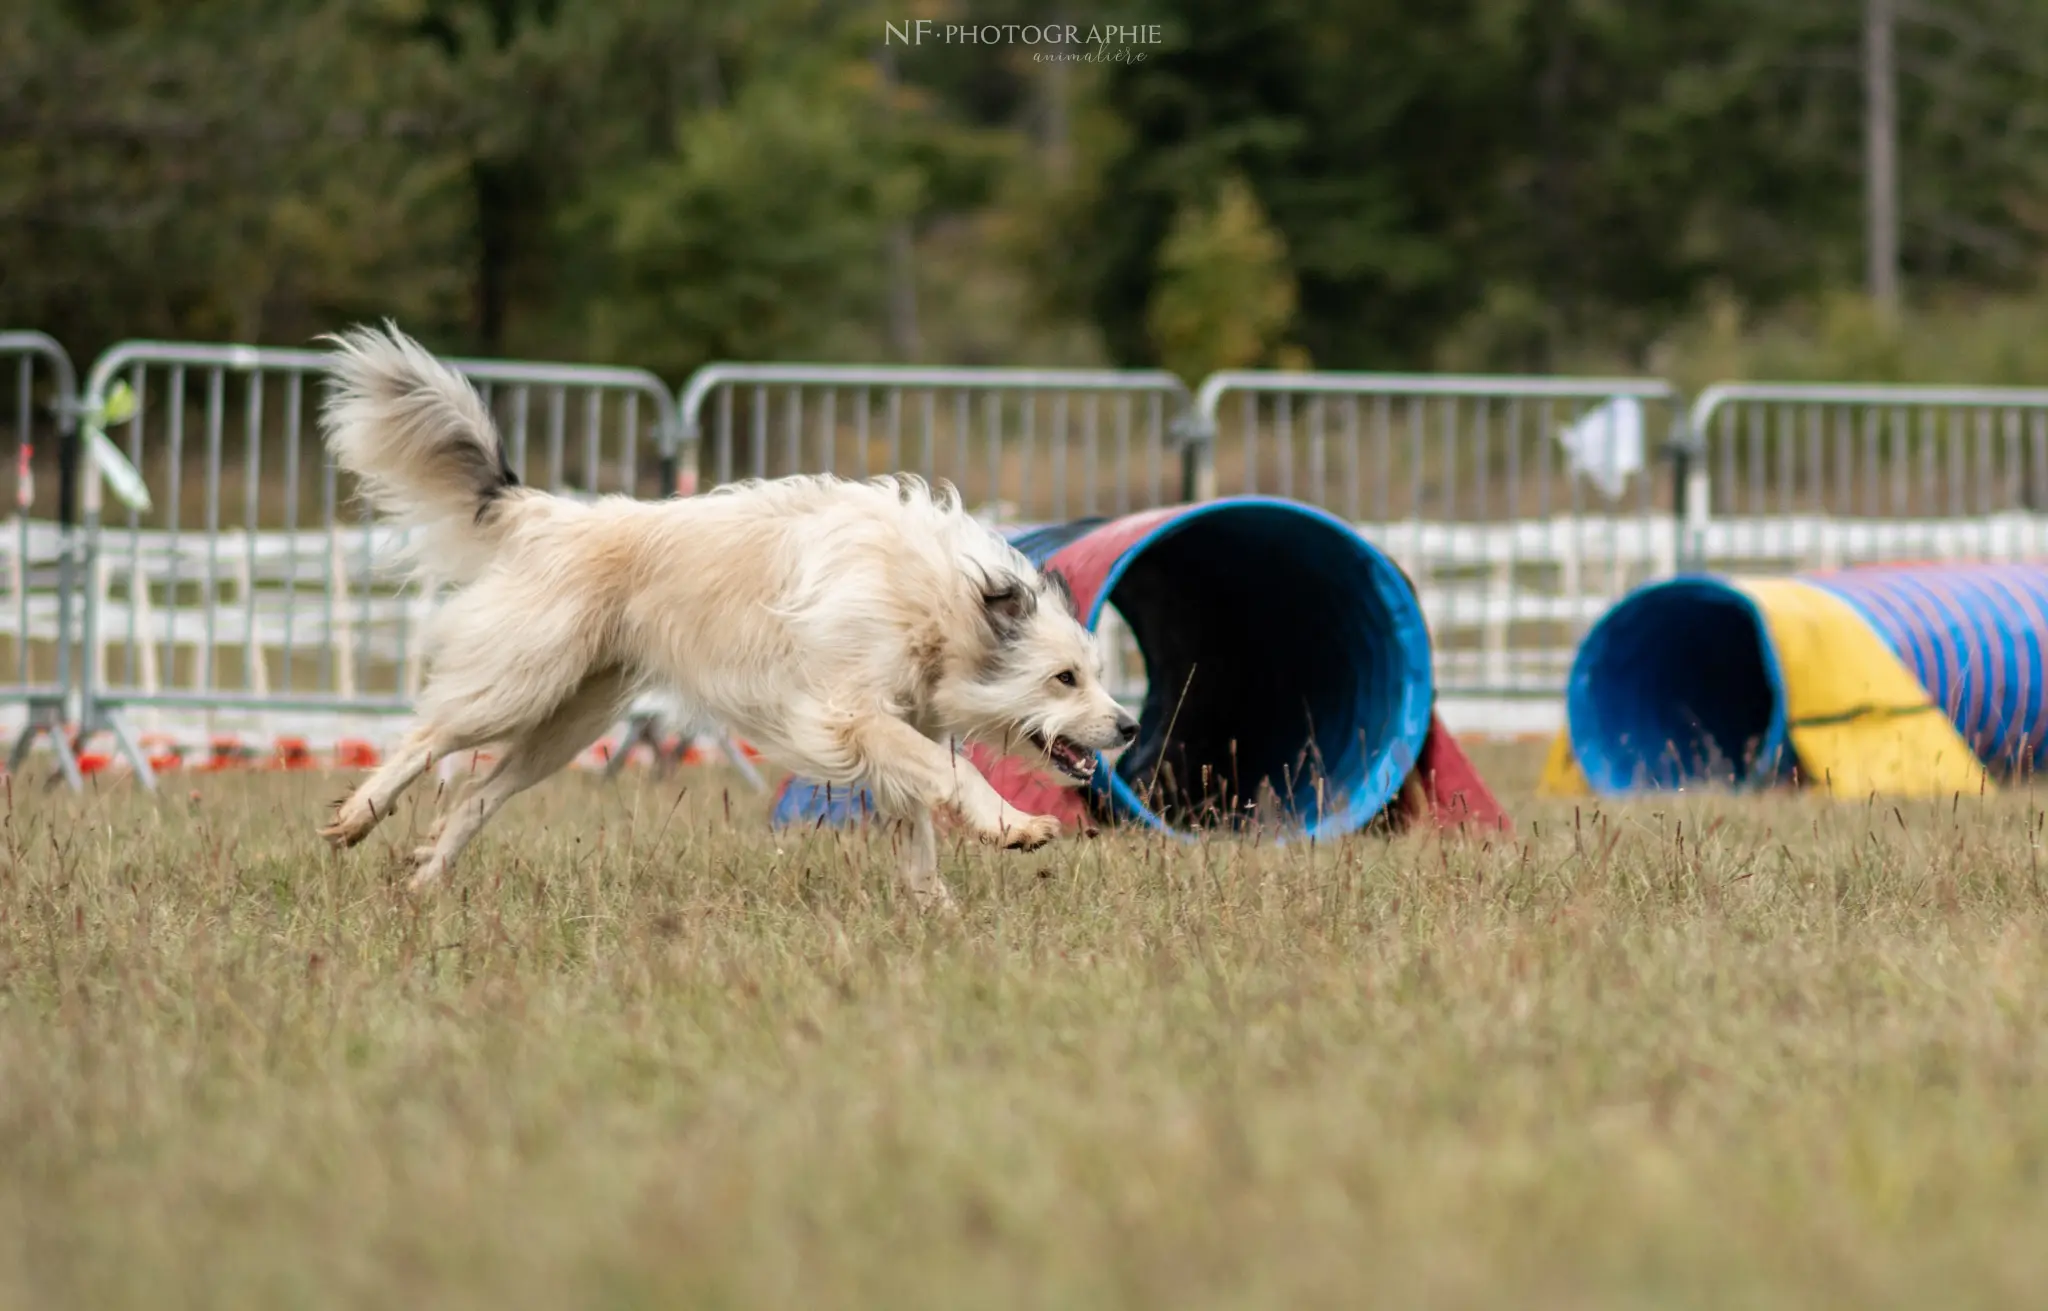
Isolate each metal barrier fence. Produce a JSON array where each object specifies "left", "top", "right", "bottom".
[
  {"left": 1684, "top": 384, "right": 2048, "bottom": 575},
  {"left": 14, "top": 324, "right": 2048, "bottom": 787},
  {"left": 1189, "top": 371, "right": 1686, "bottom": 698},
  {"left": 0, "top": 332, "right": 86, "bottom": 787},
  {"left": 678, "top": 364, "right": 1197, "bottom": 523},
  {"left": 74, "top": 341, "right": 681, "bottom": 783}
]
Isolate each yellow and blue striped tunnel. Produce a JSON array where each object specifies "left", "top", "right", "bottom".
[{"left": 1542, "top": 563, "right": 2048, "bottom": 798}]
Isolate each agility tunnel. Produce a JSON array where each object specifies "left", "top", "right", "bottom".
[
  {"left": 773, "top": 497, "right": 1509, "bottom": 839},
  {"left": 1540, "top": 562, "right": 2048, "bottom": 799}
]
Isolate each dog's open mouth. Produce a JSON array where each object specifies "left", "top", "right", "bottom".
[{"left": 1028, "top": 731, "right": 1098, "bottom": 782}]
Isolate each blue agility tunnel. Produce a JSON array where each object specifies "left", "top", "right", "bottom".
[
  {"left": 774, "top": 497, "right": 1440, "bottom": 838},
  {"left": 1564, "top": 576, "right": 1792, "bottom": 793},
  {"left": 1560, "top": 562, "right": 2048, "bottom": 797}
]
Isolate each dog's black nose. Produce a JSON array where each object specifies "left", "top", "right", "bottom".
[{"left": 1114, "top": 712, "right": 1139, "bottom": 745}]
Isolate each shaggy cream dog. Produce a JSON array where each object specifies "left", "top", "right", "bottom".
[{"left": 315, "top": 323, "right": 1136, "bottom": 909}]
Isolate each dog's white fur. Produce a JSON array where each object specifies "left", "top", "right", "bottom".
[{"left": 315, "top": 322, "right": 1135, "bottom": 909}]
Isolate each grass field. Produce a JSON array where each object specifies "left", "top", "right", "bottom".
[{"left": 2, "top": 743, "right": 2046, "bottom": 1309}]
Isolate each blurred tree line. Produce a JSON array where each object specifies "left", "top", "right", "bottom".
[{"left": 6, "top": 0, "right": 2048, "bottom": 384}]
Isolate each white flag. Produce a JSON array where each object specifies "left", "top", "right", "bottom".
[{"left": 1557, "top": 396, "right": 1645, "bottom": 501}]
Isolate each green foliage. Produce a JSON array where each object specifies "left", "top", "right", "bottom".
[
  {"left": 0, "top": 0, "right": 474, "bottom": 350},
  {"left": 1144, "top": 174, "right": 1300, "bottom": 382},
  {"left": 7, "top": 0, "right": 2048, "bottom": 381},
  {"left": 1653, "top": 287, "right": 2048, "bottom": 394},
  {"left": 578, "top": 75, "right": 914, "bottom": 375},
  {"left": 1072, "top": 0, "right": 2048, "bottom": 373}
]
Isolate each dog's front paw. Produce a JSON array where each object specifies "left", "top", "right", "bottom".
[
  {"left": 318, "top": 795, "right": 378, "bottom": 849},
  {"left": 996, "top": 811, "right": 1062, "bottom": 852}
]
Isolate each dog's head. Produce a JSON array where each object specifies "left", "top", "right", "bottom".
[{"left": 944, "top": 563, "right": 1138, "bottom": 786}]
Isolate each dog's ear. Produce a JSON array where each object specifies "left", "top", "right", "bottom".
[
  {"left": 981, "top": 573, "right": 1037, "bottom": 641},
  {"left": 1042, "top": 568, "right": 1078, "bottom": 618}
]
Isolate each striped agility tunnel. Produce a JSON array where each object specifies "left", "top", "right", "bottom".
[
  {"left": 1543, "top": 562, "right": 2048, "bottom": 799},
  {"left": 774, "top": 497, "right": 1509, "bottom": 839}
]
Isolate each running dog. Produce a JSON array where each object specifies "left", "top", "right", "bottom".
[{"left": 315, "top": 323, "right": 1136, "bottom": 909}]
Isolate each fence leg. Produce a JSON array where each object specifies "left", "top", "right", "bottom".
[
  {"left": 602, "top": 712, "right": 656, "bottom": 779},
  {"left": 76, "top": 530, "right": 154, "bottom": 789},
  {"left": 601, "top": 709, "right": 766, "bottom": 792},
  {"left": 99, "top": 708, "right": 157, "bottom": 791},
  {"left": 7, "top": 701, "right": 83, "bottom": 791},
  {"left": 92, "top": 551, "right": 111, "bottom": 708},
  {"left": 1175, "top": 411, "right": 1217, "bottom": 503},
  {"left": 5, "top": 723, "right": 32, "bottom": 775},
  {"left": 718, "top": 733, "right": 765, "bottom": 792},
  {"left": 43, "top": 717, "right": 85, "bottom": 791}
]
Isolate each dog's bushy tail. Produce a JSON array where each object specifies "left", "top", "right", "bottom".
[{"left": 320, "top": 321, "right": 527, "bottom": 585}]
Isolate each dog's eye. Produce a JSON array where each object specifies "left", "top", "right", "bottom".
[{"left": 1054, "top": 669, "right": 1077, "bottom": 687}]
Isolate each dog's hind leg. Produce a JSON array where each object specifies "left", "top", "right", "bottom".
[
  {"left": 407, "top": 667, "right": 631, "bottom": 891},
  {"left": 321, "top": 584, "right": 605, "bottom": 851},
  {"left": 318, "top": 656, "right": 565, "bottom": 852},
  {"left": 320, "top": 728, "right": 438, "bottom": 849}
]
